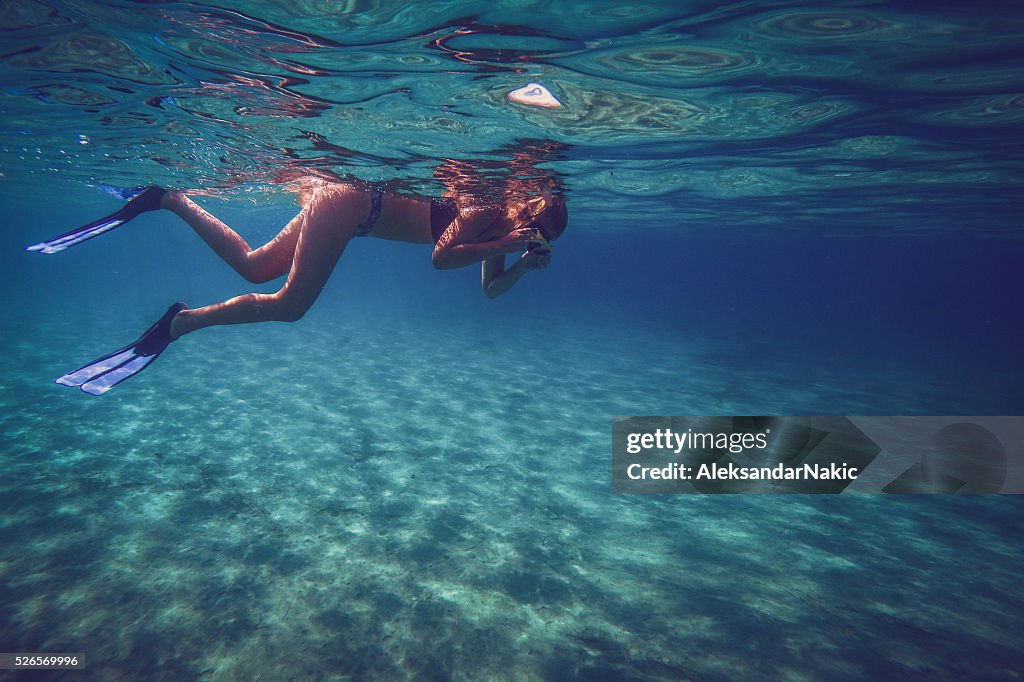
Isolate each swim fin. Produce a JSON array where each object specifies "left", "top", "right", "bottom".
[
  {"left": 25, "top": 186, "right": 165, "bottom": 254},
  {"left": 56, "top": 302, "right": 186, "bottom": 395}
]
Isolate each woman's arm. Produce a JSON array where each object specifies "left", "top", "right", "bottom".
[
  {"left": 431, "top": 210, "right": 534, "bottom": 270},
  {"left": 432, "top": 238, "right": 513, "bottom": 270},
  {"left": 481, "top": 251, "right": 551, "bottom": 299}
]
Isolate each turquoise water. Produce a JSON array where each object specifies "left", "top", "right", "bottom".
[{"left": 2, "top": 1, "right": 1023, "bottom": 680}]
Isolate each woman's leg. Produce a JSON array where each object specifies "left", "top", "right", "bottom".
[
  {"left": 162, "top": 191, "right": 304, "bottom": 283},
  {"left": 169, "top": 186, "right": 368, "bottom": 339}
]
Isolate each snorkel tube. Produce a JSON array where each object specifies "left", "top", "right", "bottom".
[{"left": 526, "top": 229, "right": 553, "bottom": 255}]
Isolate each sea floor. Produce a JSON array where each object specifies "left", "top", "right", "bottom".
[{"left": 1, "top": 308, "right": 1022, "bottom": 680}]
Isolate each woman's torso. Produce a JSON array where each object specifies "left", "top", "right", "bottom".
[
  {"left": 363, "top": 187, "right": 503, "bottom": 246},
  {"left": 366, "top": 191, "right": 435, "bottom": 244}
]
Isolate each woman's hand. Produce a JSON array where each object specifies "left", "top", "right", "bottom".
[
  {"left": 520, "top": 249, "right": 552, "bottom": 270},
  {"left": 497, "top": 228, "right": 537, "bottom": 254}
]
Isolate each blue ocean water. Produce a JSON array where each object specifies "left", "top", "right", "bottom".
[{"left": 1, "top": 1, "right": 1023, "bottom": 679}]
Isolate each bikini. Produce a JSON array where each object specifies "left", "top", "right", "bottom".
[
  {"left": 353, "top": 186, "right": 458, "bottom": 244},
  {"left": 429, "top": 197, "right": 459, "bottom": 243},
  {"left": 353, "top": 187, "right": 383, "bottom": 237}
]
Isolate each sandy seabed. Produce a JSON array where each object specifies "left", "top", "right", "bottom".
[{"left": 1, "top": 310, "right": 1021, "bottom": 680}]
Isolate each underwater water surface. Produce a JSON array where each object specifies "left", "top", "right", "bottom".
[{"left": 1, "top": 0, "right": 1023, "bottom": 680}]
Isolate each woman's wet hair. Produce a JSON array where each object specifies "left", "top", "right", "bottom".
[
  {"left": 524, "top": 180, "right": 568, "bottom": 240},
  {"left": 542, "top": 191, "right": 569, "bottom": 239}
]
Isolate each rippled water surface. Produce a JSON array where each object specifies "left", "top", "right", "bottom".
[{"left": 2, "top": 0, "right": 1023, "bottom": 232}]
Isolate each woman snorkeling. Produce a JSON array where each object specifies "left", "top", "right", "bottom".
[{"left": 27, "top": 167, "right": 568, "bottom": 395}]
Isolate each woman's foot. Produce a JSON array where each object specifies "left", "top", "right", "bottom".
[
  {"left": 160, "top": 189, "right": 183, "bottom": 210},
  {"left": 121, "top": 186, "right": 166, "bottom": 217},
  {"left": 169, "top": 307, "right": 189, "bottom": 340}
]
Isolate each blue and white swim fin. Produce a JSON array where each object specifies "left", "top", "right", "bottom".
[
  {"left": 25, "top": 186, "right": 165, "bottom": 254},
  {"left": 56, "top": 302, "right": 186, "bottom": 395}
]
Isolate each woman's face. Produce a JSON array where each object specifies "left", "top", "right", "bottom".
[{"left": 516, "top": 195, "right": 561, "bottom": 246}]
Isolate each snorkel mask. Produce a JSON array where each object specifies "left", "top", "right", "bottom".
[{"left": 520, "top": 188, "right": 558, "bottom": 255}]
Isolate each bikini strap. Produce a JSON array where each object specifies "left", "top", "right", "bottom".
[{"left": 354, "top": 187, "right": 383, "bottom": 237}]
